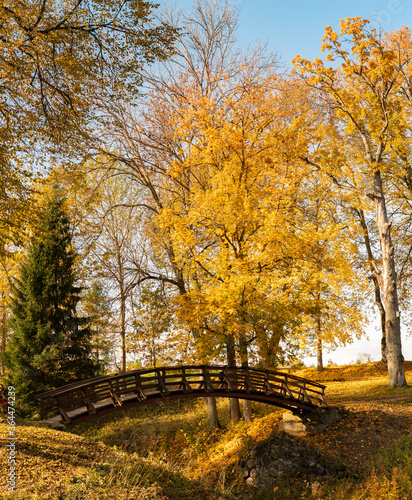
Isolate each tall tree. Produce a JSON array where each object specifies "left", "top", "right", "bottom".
[
  {"left": 4, "top": 188, "right": 99, "bottom": 415},
  {"left": 129, "top": 284, "right": 173, "bottom": 368},
  {"left": 293, "top": 18, "right": 412, "bottom": 387},
  {"left": 0, "top": 0, "right": 178, "bottom": 252},
  {"left": 82, "top": 280, "right": 115, "bottom": 370},
  {"left": 79, "top": 172, "right": 142, "bottom": 372},
  {"left": 91, "top": 0, "right": 251, "bottom": 427}
]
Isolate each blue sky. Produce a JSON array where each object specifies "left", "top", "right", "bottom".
[
  {"left": 160, "top": 0, "right": 412, "bottom": 365},
  {"left": 236, "top": 0, "right": 412, "bottom": 66}
]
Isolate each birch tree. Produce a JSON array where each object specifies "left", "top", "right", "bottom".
[{"left": 294, "top": 18, "right": 412, "bottom": 386}]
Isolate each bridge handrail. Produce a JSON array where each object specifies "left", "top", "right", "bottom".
[
  {"left": 35, "top": 365, "right": 326, "bottom": 400},
  {"left": 35, "top": 363, "right": 329, "bottom": 423}
]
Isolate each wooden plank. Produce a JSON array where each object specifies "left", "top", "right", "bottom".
[
  {"left": 298, "top": 383, "right": 313, "bottom": 404},
  {"left": 200, "top": 366, "right": 215, "bottom": 392},
  {"left": 107, "top": 380, "right": 123, "bottom": 407},
  {"left": 179, "top": 368, "right": 193, "bottom": 393},
  {"left": 219, "top": 368, "right": 235, "bottom": 391},
  {"left": 81, "top": 388, "right": 97, "bottom": 415},
  {"left": 156, "top": 369, "right": 170, "bottom": 396},
  {"left": 281, "top": 381, "right": 294, "bottom": 399},
  {"left": 134, "top": 373, "right": 147, "bottom": 401},
  {"left": 55, "top": 396, "right": 72, "bottom": 424},
  {"left": 243, "top": 369, "right": 257, "bottom": 393}
]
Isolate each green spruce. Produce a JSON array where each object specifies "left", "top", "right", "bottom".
[{"left": 4, "top": 188, "right": 100, "bottom": 416}]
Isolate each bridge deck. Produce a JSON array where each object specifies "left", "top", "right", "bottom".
[{"left": 35, "top": 365, "right": 327, "bottom": 425}]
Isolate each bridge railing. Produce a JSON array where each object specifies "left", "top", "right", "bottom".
[{"left": 36, "top": 365, "right": 327, "bottom": 423}]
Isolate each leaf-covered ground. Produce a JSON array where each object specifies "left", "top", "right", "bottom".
[
  {"left": 0, "top": 418, "right": 216, "bottom": 499},
  {"left": 305, "top": 402, "right": 412, "bottom": 471},
  {"left": 2, "top": 362, "right": 412, "bottom": 499}
]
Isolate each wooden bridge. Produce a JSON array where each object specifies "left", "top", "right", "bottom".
[{"left": 35, "top": 365, "right": 328, "bottom": 425}]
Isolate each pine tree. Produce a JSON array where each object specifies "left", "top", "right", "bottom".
[{"left": 4, "top": 188, "right": 100, "bottom": 415}]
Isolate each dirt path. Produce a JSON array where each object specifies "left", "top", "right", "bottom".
[{"left": 338, "top": 396, "right": 412, "bottom": 405}]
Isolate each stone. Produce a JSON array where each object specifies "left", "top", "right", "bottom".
[
  {"left": 278, "top": 407, "right": 342, "bottom": 436},
  {"left": 278, "top": 412, "right": 307, "bottom": 436},
  {"left": 243, "top": 426, "right": 337, "bottom": 490},
  {"left": 246, "top": 459, "right": 256, "bottom": 469},
  {"left": 268, "top": 467, "right": 278, "bottom": 478},
  {"left": 246, "top": 477, "right": 255, "bottom": 487},
  {"left": 261, "top": 452, "right": 272, "bottom": 469},
  {"left": 315, "top": 464, "right": 325, "bottom": 475},
  {"left": 25, "top": 420, "right": 68, "bottom": 431}
]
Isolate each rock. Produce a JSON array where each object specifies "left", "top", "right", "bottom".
[
  {"left": 246, "top": 459, "right": 256, "bottom": 469},
  {"left": 246, "top": 477, "right": 255, "bottom": 487},
  {"left": 261, "top": 452, "right": 272, "bottom": 469},
  {"left": 268, "top": 467, "right": 278, "bottom": 478},
  {"left": 278, "top": 407, "right": 341, "bottom": 436},
  {"left": 315, "top": 464, "right": 325, "bottom": 475},
  {"left": 250, "top": 469, "right": 258, "bottom": 480},
  {"left": 242, "top": 428, "right": 335, "bottom": 490},
  {"left": 27, "top": 420, "right": 68, "bottom": 431}
]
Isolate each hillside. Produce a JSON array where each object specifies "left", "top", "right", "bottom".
[{"left": 1, "top": 362, "right": 412, "bottom": 499}]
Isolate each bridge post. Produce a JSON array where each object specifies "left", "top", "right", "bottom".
[
  {"left": 243, "top": 368, "right": 256, "bottom": 393},
  {"left": 179, "top": 368, "right": 193, "bottom": 393},
  {"left": 39, "top": 398, "right": 46, "bottom": 420},
  {"left": 199, "top": 366, "right": 214, "bottom": 391},
  {"left": 263, "top": 372, "right": 275, "bottom": 395},
  {"left": 81, "top": 387, "right": 97, "bottom": 415},
  {"left": 156, "top": 368, "right": 170, "bottom": 396},
  {"left": 134, "top": 373, "right": 147, "bottom": 400},
  {"left": 108, "top": 380, "right": 123, "bottom": 407},
  {"left": 55, "top": 395, "right": 72, "bottom": 424}
]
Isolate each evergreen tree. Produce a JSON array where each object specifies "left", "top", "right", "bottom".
[{"left": 4, "top": 189, "right": 100, "bottom": 415}]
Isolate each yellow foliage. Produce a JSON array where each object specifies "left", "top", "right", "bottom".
[{"left": 153, "top": 60, "right": 367, "bottom": 366}]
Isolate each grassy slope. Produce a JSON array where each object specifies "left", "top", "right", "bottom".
[{"left": 2, "top": 362, "right": 412, "bottom": 499}]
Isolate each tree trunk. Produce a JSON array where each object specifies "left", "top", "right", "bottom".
[
  {"left": 374, "top": 171, "right": 406, "bottom": 387},
  {"left": 239, "top": 333, "right": 252, "bottom": 423},
  {"left": 258, "top": 330, "right": 281, "bottom": 369},
  {"left": 205, "top": 397, "right": 220, "bottom": 430},
  {"left": 226, "top": 334, "right": 241, "bottom": 422},
  {"left": 316, "top": 317, "right": 323, "bottom": 372},
  {"left": 191, "top": 328, "right": 221, "bottom": 429},
  {"left": 120, "top": 291, "right": 127, "bottom": 373},
  {"left": 356, "top": 208, "right": 387, "bottom": 363}
]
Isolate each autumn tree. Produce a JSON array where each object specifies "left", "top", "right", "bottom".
[
  {"left": 0, "top": 0, "right": 177, "bottom": 160},
  {"left": 158, "top": 62, "right": 368, "bottom": 386},
  {"left": 78, "top": 172, "right": 143, "bottom": 372},
  {"left": 128, "top": 284, "right": 173, "bottom": 367},
  {"left": 89, "top": 0, "right": 251, "bottom": 427},
  {"left": 0, "top": 0, "right": 178, "bottom": 253},
  {"left": 82, "top": 280, "right": 115, "bottom": 369},
  {"left": 295, "top": 176, "right": 366, "bottom": 372},
  {"left": 293, "top": 18, "right": 412, "bottom": 387}
]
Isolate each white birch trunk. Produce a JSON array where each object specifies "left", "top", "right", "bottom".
[{"left": 373, "top": 171, "right": 406, "bottom": 387}]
